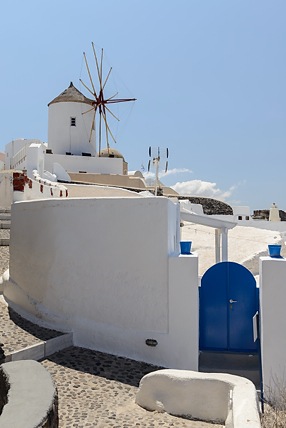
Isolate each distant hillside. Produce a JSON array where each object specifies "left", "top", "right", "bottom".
[
  {"left": 253, "top": 209, "right": 286, "bottom": 221},
  {"left": 178, "top": 196, "right": 233, "bottom": 215}
]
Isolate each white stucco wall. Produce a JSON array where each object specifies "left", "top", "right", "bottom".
[
  {"left": 0, "top": 171, "right": 13, "bottom": 208},
  {"left": 259, "top": 256, "right": 286, "bottom": 399},
  {"left": 26, "top": 143, "right": 46, "bottom": 178},
  {"left": 44, "top": 153, "right": 123, "bottom": 175},
  {"left": 232, "top": 206, "right": 251, "bottom": 216},
  {"left": 4, "top": 139, "right": 43, "bottom": 170},
  {"left": 4, "top": 197, "right": 199, "bottom": 369},
  {"left": 48, "top": 102, "right": 96, "bottom": 156}
]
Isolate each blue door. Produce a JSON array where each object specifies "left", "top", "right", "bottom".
[{"left": 199, "top": 262, "right": 259, "bottom": 352}]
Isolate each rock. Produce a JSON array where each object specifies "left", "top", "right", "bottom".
[{"left": 178, "top": 196, "right": 233, "bottom": 215}]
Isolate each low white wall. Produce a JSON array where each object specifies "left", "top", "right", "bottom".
[
  {"left": 259, "top": 256, "right": 286, "bottom": 400},
  {"left": 14, "top": 175, "right": 68, "bottom": 203},
  {"left": 4, "top": 197, "right": 199, "bottom": 369},
  {"left": 0, "top": 360, "right": 57, "bottom": 428},
  {"left": 136, "top": 369, "right": 261, "bottom": 428},
  {"left": 44, "top": 153, "right": 123, "bottom": 175},
  {"left": 212, "top": 215, "right": 286, "bottom": 232}
]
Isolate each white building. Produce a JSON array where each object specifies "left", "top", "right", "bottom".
[{"left": 0, "top": 82, "right": 153, "bottom": 208}]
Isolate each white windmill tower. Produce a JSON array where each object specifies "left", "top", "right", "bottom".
[{"left": 47, "top": 82, "right": 96, "bottom": 156}]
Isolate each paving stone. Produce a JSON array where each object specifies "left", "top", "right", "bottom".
[{"left": 0, "top": 247, "right": 9, "bottom": 275}]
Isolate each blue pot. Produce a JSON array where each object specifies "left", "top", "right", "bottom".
[
  {"left": 268, "top": 244, "right": 282, "bottom": 258},
  {"left": 180, "top": 241, "right": 192, "bottom": 254}
]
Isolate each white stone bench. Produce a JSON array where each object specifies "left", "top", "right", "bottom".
[
  {"left": 136, "top": 369, "right": 261, "bottom": 428},
  {"left": 0, "top": 360, "right": 57, "bottom": 428}
]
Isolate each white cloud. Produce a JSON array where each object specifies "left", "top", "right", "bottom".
[
  {"left": 143, "top": 167, "right": 192, "bottom": 181},
  {"left": 171, "top": 179, "right": 236, "bottom": 201},
  {"left": 161, "top": 167, "right": 193, "bottom": 178}
]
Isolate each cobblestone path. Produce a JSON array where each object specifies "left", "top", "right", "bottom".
[{"left": 42, "top": 347, "right": 223, "bottom": 428}]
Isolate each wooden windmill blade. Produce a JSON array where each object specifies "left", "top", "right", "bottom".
[
  {"left": 80, "top": 42, "right": 137, "bottom": 154},
  {"left": 83, "top": 51, "right": 97, "bottom": 98},
  {"left": 89, "top": 108, "right": 97, "bottom": 145}
]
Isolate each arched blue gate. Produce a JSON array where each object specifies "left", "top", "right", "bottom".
[{"left": 199, "top": 261, "right": 259, "bottom": 352}]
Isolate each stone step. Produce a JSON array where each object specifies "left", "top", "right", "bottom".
[
  {"left": 0, "top": 209, "right": 11, "bottom": 214},
  {"left": 4, "top": 332, "right": 73, "bottom": 362},
  {"left": 199, "top": 351, "right": 261, "bottom": 389},
  {"left": 0, "top": 238, "right": 10, "bottom": 246},
  {"left": 199, "top": 351, "right": 259, "bottom": 369},
  {"left": 0, "top": 214, "right": 11, "bottom": 221},
  {"left": 0, "top": 222, "right": 11, "bottom": 229}
]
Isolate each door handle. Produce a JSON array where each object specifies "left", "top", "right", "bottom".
[{"left": 229, "top": 299, "right": 237, "bottom": 304}]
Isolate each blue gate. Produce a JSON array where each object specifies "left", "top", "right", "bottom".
[{"left": 199, "top": 261, "right": 259, "bottom": 352}]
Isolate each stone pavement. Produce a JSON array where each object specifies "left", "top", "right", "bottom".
[
  {"left": 42, "top": 347, "right": 223, "bottom": 428},
  {"left": 0, "top": 249, "right": 223, "bottom": 427},
  {"left": 0, "top": 298, "right": 63, "bottom": 355}
]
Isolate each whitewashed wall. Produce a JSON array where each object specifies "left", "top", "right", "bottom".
[
  {"left": 5, "top": 139, "right": 43, "bottom": 170},
  {"left": 26, "top": 143, "right": 46, "bottom": 178},
  {"left": 0, "top": 172, "right": 13, "bottom": 208},
  {"left": 259, "top": 257, "right": 286, "bottom": 399},
  {"left": 44, "top": 153, "right": 123, "bottom": 175},
  {"left": 48, "top": 102, "right": 96, "bottom": 156},
  {"left": 212, "top": 214, "right": 286, "bottom": 232},
  {"left": 4, "top": 197, "right": 199, "bottom": 369}
]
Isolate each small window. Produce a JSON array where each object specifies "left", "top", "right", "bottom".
[
  {"left": 70, "top": 117, "right": 76, "bottom": 127},
  {"left": 238, "top": 215, "right": 242, "bottom": 220},
  {"left": 245, "top": 216, "right": 250, "bottom": 220}
]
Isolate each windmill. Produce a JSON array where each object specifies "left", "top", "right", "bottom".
[
  {"left": 80, "top": 42, "right": 136, "bottom": 155},
  {"left": 148, "top": 146, "right": 169, "bottom": 196}
]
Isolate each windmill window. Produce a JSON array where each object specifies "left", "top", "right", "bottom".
[{"left": 70, "top": 117, "right": 76, "bottom": 127}]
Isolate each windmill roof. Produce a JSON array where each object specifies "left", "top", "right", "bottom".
[{"left": 48, "top": 82, "right": 94, "bottom": 106}]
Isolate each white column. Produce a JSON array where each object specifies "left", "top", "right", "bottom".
[
  {"left": 221, "top": 228, "right": 228, "bottom": 261},
  {"left": 215, "top": 228, "right": 221, "bottom": 263}
]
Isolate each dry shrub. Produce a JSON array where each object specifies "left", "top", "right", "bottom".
[
  {"left": 261, "top": 375, "right": 286, "bottom": 428},
  {"left": 261, "top": 405, "right": 286, "bottom": 428}
]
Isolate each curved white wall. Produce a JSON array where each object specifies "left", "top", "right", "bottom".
[
  {"left": 48, "top": 102, "right": 96, "bottom": 156},
  {"left": 4, "top": 197, "right": 199, "bottom": 369}
]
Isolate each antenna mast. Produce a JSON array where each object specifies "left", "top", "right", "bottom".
[{"left": 148, "top": 147, "right": 169, "bottom": 196}]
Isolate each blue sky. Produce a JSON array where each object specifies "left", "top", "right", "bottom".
[{"left": 1, "top": 0, "right": 286, "bottom": 210}]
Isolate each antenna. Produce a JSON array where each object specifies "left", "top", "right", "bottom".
[{"left": 148, "top": 146, "right": 169, "bottom": 196}]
